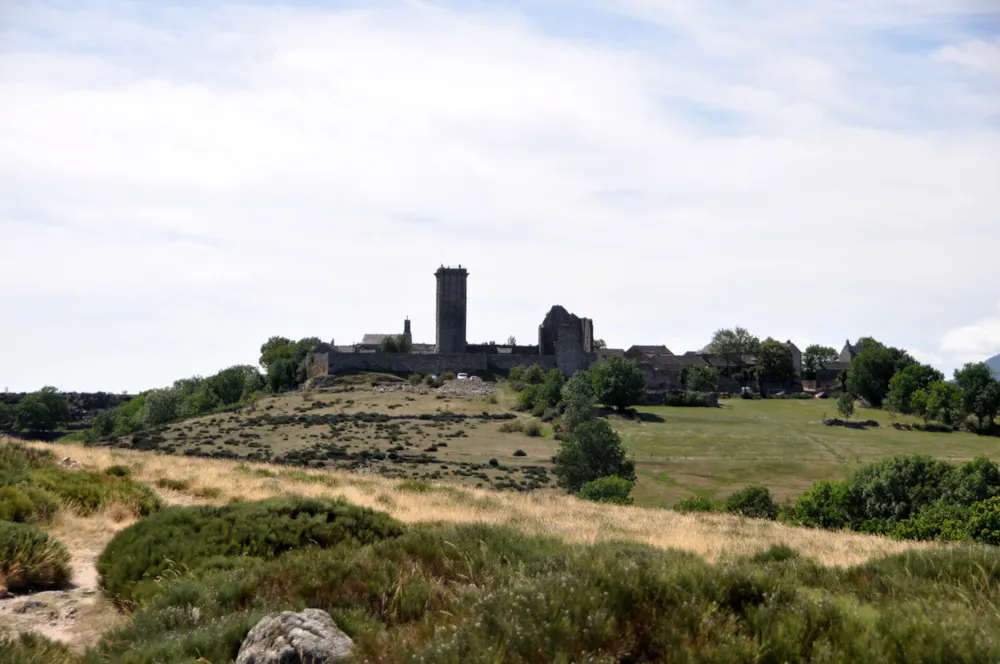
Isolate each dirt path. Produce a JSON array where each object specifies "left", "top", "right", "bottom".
[
  {"left": 0, "top": 487, "right": 200, "bottom": 649},
  {"left": 0, "top": 545, "right": 118, "bottom": 648}
]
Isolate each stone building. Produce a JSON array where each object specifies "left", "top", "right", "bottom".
[{"left": 309, "top": 265, "right": 596, "bottom": 379}]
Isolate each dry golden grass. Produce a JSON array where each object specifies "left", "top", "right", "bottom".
[{"left": 24, "top": 439, "right": 939, "bottom": 567}]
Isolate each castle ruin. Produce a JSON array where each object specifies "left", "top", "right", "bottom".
[{"left": 308, "top": 265, "right": 596, "bottom": 379}]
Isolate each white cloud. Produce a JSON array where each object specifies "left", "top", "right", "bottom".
[
  {"left": 940, "top": 302, "right": 1000, "bottom": 364},
  {"left": 933, "top": 38, "right": 1000, "bottom": 76},
  {"left": 0, "top": 1, "right": 998, "bottom": 391}
]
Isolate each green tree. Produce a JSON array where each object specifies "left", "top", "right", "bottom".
[
  {"left": 925, "top": 381, "right": 963, "bottom": 425},
  {"left": 0, "top": 402, "right": 11, "bottom": 430},
  {"left": 560, "top": 370, "right": 597, "bottom": 434},
  {"left": 554, "top": 419, "right": 636, "bottom": 492},
  {"left": 708, "top": 327, "right": 760, "bottom": 372},
  {"left": 141, "top": 388, "right": 180, "bottom": 428},
  {"left": 379, "top": 335, "right": 411, "bottom": 353},
  {"left": 266, "top": 358, "right": 300, "bottom": 393},
  {"left": 259, "top": 336, "right": 293, "bottom": 371},
  {"left": 837, "top": 391, "right": 855, "bottom": 420},
  {"left": 954, "top": 362, "right": 999, "bottom": 429},
  {"left": 590, "top": 357, "right": 645, "bottom": 411},
  {"left": 506, "top": 335, "right": 517, "bottom": 346},
  {"left": 756, "top": 340, "right": 796, "bottom": 391},
  {"left": 593, "top": 339, "right": 608, "bottom": 350},
  {"left": 884, "top": 363, "right": 944, "bottom": 415},
  {"left": 802, "top": 345, "right": 838, "bottom": 377},
  {"left": 13, "top": 388, "right": 70, "bottom": 433},
  {"left": 973, "top": 382, "right": 1000, "bottom": 430},
  {"left": 680, "top": 365, "right": 719, "bottom": 392},
  {"left": 845, "top": 342, "right": 915, "bottom": 408}
]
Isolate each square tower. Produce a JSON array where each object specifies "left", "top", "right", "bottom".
[{"left": 435, "top": 266, "right": 468, "bottom": 354}]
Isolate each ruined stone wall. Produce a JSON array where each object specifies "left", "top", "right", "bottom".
[
  {"left": 490, "top": 355, "right": 557, "bottom": 372},
  {"left": 581, "top": 318, "right": 594, "bottom": 353},
  {"left": 554, "top": 324, "right": 593, "bottom": 376},
  {"left": 317, "top": 352, "right": 557, "bottom": 377}
]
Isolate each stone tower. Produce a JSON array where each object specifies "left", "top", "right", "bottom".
[{"left": 435, "top": 266, "right": 468, "bottom": 354}]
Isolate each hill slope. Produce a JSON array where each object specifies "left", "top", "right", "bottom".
[{"left": 987, "top": 353, "right": 1000, "bottom": 376}]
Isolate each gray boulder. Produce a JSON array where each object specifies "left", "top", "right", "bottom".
[{"left": 236, "top": 608, "right": 353, "bottom": 664}]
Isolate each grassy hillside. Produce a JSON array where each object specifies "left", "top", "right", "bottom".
[
  {"left": 94, "top": 376, "right": 1000, "bottom": 508},
  {"left": 9, "top": 438, "right": 1000, "bottom": 663}
]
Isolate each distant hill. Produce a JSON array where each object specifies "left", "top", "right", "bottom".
[{"left": 987, "top": 353, "right": 1000, "bottom": 376}]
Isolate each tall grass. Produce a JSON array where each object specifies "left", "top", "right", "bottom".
[
  {"left": 0, "top": 521, "right": 72, "bottom": 591},
  {"left": 28, "top": 439, "right": 930, "bottom": 567}
]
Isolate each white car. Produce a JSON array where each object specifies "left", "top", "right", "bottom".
[{"left": 457, "top": 373, "right": 469, "bottom": 380}]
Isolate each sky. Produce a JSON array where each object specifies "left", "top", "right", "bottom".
[{"left": 1, "top": 0, "right": 999, "bottom": 393}]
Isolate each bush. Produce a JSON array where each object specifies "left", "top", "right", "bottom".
[
  {"left": 577, "top": 476, "right": 634, "bottom": 505},
  {"left": 663, "top": 391, "right": 714, "bottom": 407},
  {"left": 441, "top": 371, "right": 457, "bottom": 381},
  {"left": 724, "top": 485, "right": 778, "bottom": 520},
  {"left": 750, "top": 543, "right": 799, "bottom": 564},
  {"left": 522, "top": 420, "right": 542, "bottom": 437},
  {"left": 0, "top": 521, "right": 72, "bottom": 591},
  {"left": 104, "top": 464, "right": 133, "bottom": 478},
  {"left": 155, "top": 478, "right": 191, "bottom": 491},
  {"left": 788, "top": 480, "right": 851, "bottom": 529},
  {"left": 30, "top": 467, "right": 161, "bottom": 517},
  {"left": 0, "top": 487, "right": 35, "bottom": 523},
  {"left": 513, "top": 449, "right": 527, "bottom": 457},
  {"left": 966, "top": 496, "right": 1000, "bottom": 545},
  {"left": 97, "top": 497, "right": 405, "bottom": 605},
  {"left": 64, "top": 522, "right": 1000, "bottom": 663},
  {"left": 498, "top": 420, "right": 523, "bottom": 433},
  {"left": 846, "top": 454, "right": 953, "bottom": 524},
  {"left": 673, "top": 496, "right": 717, "bottom": 513},
  {"left": 0, "top": 486, "right": 59, "bottom": 524}
]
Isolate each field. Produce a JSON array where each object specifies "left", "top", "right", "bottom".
[
  {"left": 98, "top": 376, "right": 1000, "bottom": 509},
  {"left": 621, "top": 399, "right": 998, "bottom": 506}
]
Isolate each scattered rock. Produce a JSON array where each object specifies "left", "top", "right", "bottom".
[
  {"left": 235, "top": 608, "right": 354, "bottom": 664},
  {"left": 58, "top": 457, "right": 82, "bottom": 469},
  {"left": 435, "top": 377, "right": 494, "bottom": 397},
  {"left": 13, "top": 600, "right": 47, "bottom": 614}
]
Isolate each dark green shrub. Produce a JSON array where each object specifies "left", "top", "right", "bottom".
[
  {"left": 724, "top": 485, "right": 778, "bottom": 520},
  {"left": 155, "top": 478, "right": 191, "bottom": 491},
  {"left": 846, "top": 454, "right": 952, "bottom": 524},
  {"left": 942, "top": 456, "right": 1000, "bottom": 506},
  {"left": 104, "top": 464, "right": 132, "bottom": 478},
  {"left": 0, "top": 487, "right": 35, "bottom": 523},
  {"left": 0, "top": 521, "right": 72, "bottom": 591},
  {"left": 749, "top": 543, "right": 799, "bottom": 564},
  {"left": 513, "top": 449, "right": 526, "bottom": 457},
  {"left": 966, "top": 496, "right": 1000, "bottom": 545},
  {"left": 97, "top": 497, "right": 405, "bottom": 605},
  {"left": 788, "top": 480, "right": 852, "bottom": 529},
  {"left": 441, "top": 371, "right": 456, "bottom": 381},
  {"left": 0, "top": 486, "right": 57, "bottom": 524},
  {"left": 663, "top": 391, "right": 714, "bottom": 407},
  {"left": 522, "top": 420, "right": 542, "bottom": 437},
  {"left": 30, "top": 467, "right": 161, "bottom": 517},
  {"left": 577, "top": 476, "right": 634, "bottom": 505},
  {"left": 674, "top": 496, "right": 717, "bottom": 513},
  {"left": 891, "top": 501, "right": 971, "bottom": 542}
]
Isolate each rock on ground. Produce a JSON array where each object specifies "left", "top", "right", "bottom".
[{"left": 236, "top": 608, "right": 354, "bottom": 664}]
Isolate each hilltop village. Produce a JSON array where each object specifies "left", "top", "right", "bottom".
[{"left": 308, "top": 265, "right": 853, "bottom": 394}]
